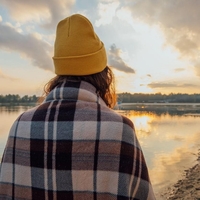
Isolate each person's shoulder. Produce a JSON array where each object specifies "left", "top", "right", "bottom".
[
  {"left": 8, "top": 104, "right": 41, "bottom": 136},
  {"left": 16, "top": 104, "right": 42, "bottom": 122},
  {"left": 121, "top": 114, "right": 135, "bottom": 130},
  {"left": 101, "top": 107, "right": 135, "bottom": 130}
]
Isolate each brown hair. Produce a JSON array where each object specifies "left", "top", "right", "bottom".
[{"left": 43, "top": 66, "right": 116, "bottom": 108}]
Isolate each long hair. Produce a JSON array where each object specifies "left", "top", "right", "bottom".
[{"left": 43, "top": 66, "right": 116, "bottom": 108}]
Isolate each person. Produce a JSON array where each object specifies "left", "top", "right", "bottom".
[{"left": 0, "top": 14, "right": 155, "bottom": 199}]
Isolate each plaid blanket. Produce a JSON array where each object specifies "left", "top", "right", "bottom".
[{"left": 0, "top": 81, "right": 155, "bottom": 200}]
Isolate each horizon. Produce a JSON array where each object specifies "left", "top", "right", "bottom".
[
  {"left": 1, "top": 92, "right": 200, "bottom": 97},
  {"left": 0, "top": 1, "right": 200, "bottom": 95}
]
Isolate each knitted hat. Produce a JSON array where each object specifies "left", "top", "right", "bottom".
[{"left": 53, "top": 14, "right": 107, "bottom": 75}]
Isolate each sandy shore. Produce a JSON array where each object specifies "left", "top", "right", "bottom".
[{"left": 161, "top": 155, "right": 200, "bottom": 199}]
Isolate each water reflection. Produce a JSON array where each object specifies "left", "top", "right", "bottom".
[
  {"left": 121, "top": 104, "right": 200, "bottom": 116},
  {"left": 0, "top": 105, "right": 35, "bottom": 158},
  {"left": 0, "top": 104, "right": 36, "bottom": 113},
  {"left": 0, "top": 105, "right": 200, "bottom": 199},
  {"left": 120, "top": 110, "right": 200, "bottom": 198}
]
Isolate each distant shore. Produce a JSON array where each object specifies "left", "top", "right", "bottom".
[
  {"left": 162, "top": 152, "right": 200, "bottom": 199},
  {"left": 0, "top": 102, "right": 37, "bottom": 106},
  {"left": 115, "top": 103, "right": 200, "bottom": 114},
  {"left": 120, "top": 102, "right": 200, "bottom": 106}
]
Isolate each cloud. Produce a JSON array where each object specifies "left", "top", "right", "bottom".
[
  {"left": 148, "top": 83, "right": 177, "bottom": 88},
  {"left": 0, "top": 0, "right": 75, "bottom": 28},
  {"left": 148, "top": 82, "right": 198, "bottom": 89},
  {"left": 0, "top": 68, "right": 19, "bottom": 81},
  {"left": 166, "top": 135, "right": 184, "bottom": 142},
  {"left": 0, "top": 22, "right": 53, "bottom": 71},
  {"left": 95, "top": 1, "right": 120, "bottom": 27},
  {"left": 108, "top": 44, "right": 135, "bottom": 73},
  {"left": 174, "top": 68, "right": 185, "bottom": 72},
  {"left": 127, "top": 0, "right": 200, "bottom": 76},
  {"left": 5, "top": 22, "right": 23, "bottom": 33},
  {"left": 194, "top": 62, "right": 200, "bottom": 77}
]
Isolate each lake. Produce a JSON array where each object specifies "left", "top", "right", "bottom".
[{"left": 0, "top": 104, "right": 200, "bottom": 199}]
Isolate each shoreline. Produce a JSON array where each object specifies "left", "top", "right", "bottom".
[
  {"left": 121, "top": 103, "right": 200, "bottom": 106},
  {"left": 161, "top": 152, "right": 200, "bottom": 199}
]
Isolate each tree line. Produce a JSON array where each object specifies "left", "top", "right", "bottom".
[
  {"left": 0, "top": 94, "right": 38, "bottom": 103},
  {"left": 1, "top": 93, "right": 200, "bottom": 103},
  {"left": 118, "top": 93, "right": 200, "bottom": 103}
]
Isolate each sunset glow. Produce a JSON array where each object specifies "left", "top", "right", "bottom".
[{"left": 0, "top": 1, "right": 200, "bottom": 95}]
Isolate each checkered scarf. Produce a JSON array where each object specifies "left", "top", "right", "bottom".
[{"left": 0, "top": 81, "right": 155, "bottom": 200}]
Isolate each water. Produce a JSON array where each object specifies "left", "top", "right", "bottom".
[{"left": 0, "top": 104, "right": 200, "bottom": 198}]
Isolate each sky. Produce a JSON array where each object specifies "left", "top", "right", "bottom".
[{"left": 0, "top": 0, "right": 200, "bottom": 95}]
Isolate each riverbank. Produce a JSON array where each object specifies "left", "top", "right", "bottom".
[{"left": 162, "top": 153, "right": 200, "bottom": 199}]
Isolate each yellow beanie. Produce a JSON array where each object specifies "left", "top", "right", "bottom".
[{"left": 53, "top": 14, "right": 107, "bottom": 75}]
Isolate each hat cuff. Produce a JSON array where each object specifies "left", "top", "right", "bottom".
[{"left": 53, "top": 45, "right": 107, "bottom": 75}]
